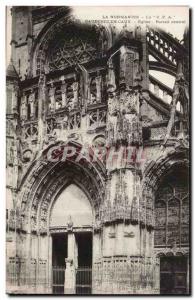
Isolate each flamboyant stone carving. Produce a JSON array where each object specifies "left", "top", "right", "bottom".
[{"left": 6, "top": 7, "right": 189, "bottom": 295}]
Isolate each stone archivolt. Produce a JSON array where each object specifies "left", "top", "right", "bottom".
[
  {"left": 6, "top": 8, "right": 189, "bottom": 294},
  {"left": 17, "top": 142, "right": 105, "bottom": 233}
]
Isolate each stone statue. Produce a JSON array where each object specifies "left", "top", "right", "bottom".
[
  {"left": 72, "top": 81, "right": 79, "bottom": 108},
  {"left": 95, "top": 75, "right": 102, "bottom": 103},
  {"left": 21, "top": 95, "right": 27, "bottom": 120},
  {"left": 49, "top": 83, "right": 56, "bottom": 112},
  {"left": 28, "top": 89, "right": 35, "bottom": 117}
]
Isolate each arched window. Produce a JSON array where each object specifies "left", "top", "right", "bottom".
[
  {"left": 154, "top": 167, "right": 189, "bottom": 248},
  {"left": 47, "top": 25, "right": 100, "bottom": 71},
  {"left": 155, "top": 200, "right": 166, "bottom": 246}
]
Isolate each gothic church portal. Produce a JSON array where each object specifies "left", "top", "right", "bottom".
[{"left": 6, "top": 6, "right": 190, "bottom": 294}]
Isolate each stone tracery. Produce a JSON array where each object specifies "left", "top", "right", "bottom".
[{"left": 6, "top": 6, "right": 189, "bottom": 295}]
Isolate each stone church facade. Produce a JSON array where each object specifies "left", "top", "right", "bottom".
[{"left": 6, "top": 6, "right": 190, "bottom": 295}]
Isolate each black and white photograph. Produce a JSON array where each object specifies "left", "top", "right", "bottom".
[{"left": 5, "top": 5, "right": 190, "bottom": 295}]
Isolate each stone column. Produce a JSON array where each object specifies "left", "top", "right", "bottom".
[
  {"left": 96, "top": 39, "right": 157, "bottom": 294},
  {"left": 48, "top": 82, "right": 56, "bottom": 113},
  {"left": 93, "top": 231, "right": 101, "bottom": 262},
  {"left": 64, "top": 217, "right": 77, "bottom": 294},
  {"left": 71, "top": 81, "right": 79, "bottom": 109},
  {"left": 37, "top": 74, "right": 47, "bottom": 149},
  {"left": 95, "top": 75, "right": 102, "bottom": 103},
  {"left": 47, "top": 233, "right": 52, "bottom": 293},
  {"left": 12, "top": 85, "right": 19, "bottom": 113},
  {"left": 25, "top": 230, "right": 32, "bottom": 288},
  {"left": 61, "top": 80, "right": 67, "bottom": 108},
  {"left": 35, "top": 233, "right": 40, "bottom": 293}
]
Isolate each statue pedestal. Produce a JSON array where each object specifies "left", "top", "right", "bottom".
[{"left": 64, "top": 259, "right": 75, "bottom": 294}]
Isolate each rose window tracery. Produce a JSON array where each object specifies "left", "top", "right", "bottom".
[{"left": 48, "top": 29, "right": 99, "bottom": 71}]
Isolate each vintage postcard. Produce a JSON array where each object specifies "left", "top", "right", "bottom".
[{"left": 6, "top": 6, "right": 190, "bottom": 295}]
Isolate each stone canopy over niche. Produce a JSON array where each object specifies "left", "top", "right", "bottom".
[{"left": 50, "top": 183, "right": 93, "bottom": 227}]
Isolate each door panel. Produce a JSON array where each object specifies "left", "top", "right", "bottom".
[
  {"left": 160, "top": 256, "right": 187, "bottom": 295},
  {"left": 52, "top": 267, "right": 65, "bottom": 294},
  {"left": 52, "top": 234, "right": 67, "bottom": 294},
  {"left": 75, "top": 233, "right": 92, "bottom": 294}
]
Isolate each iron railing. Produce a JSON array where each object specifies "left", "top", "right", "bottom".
[
  {"left": 52, "top": 266, "right": 65, "bottom": 294},
  {"left": 76, "top": 267, "right": 92, "bottom": 294}
]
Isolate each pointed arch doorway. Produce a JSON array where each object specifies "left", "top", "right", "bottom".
[
  {"left": 154, "top": 166, "right": 189, "bottom": 294},
  {"left": 50, "top": 183, "right": 93, "bottom": 294}
]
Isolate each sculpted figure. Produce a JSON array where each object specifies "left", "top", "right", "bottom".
[
  {"left": 21, "top": 95, "right": 27, "bottom": 120},
  {"left": 49, "top": 83, "right": 56, "bottom": 112},
  {"left": 72, "top": 81, "right": 79, "bottom": 108},
  {"left": 28, "top": 89, "right": 35, "bottom": 117}
]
